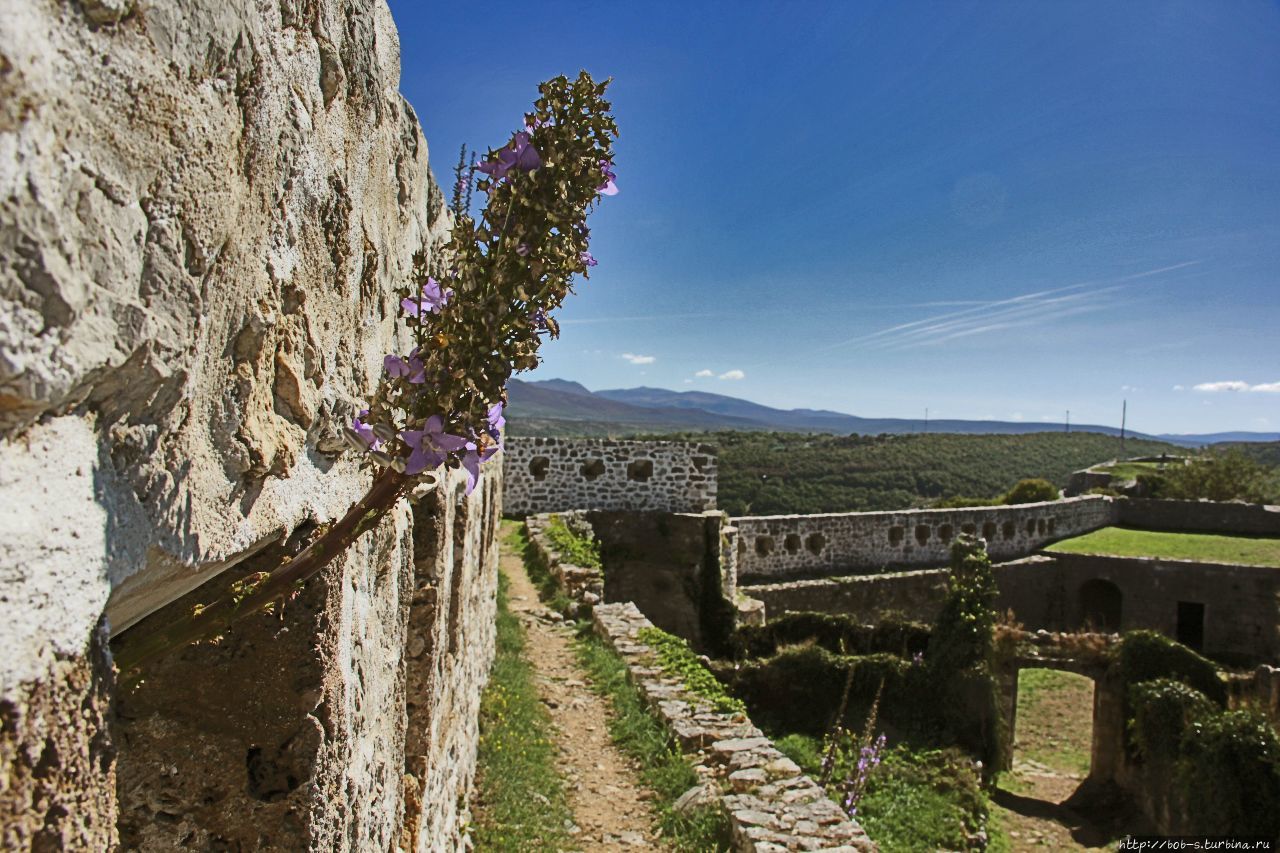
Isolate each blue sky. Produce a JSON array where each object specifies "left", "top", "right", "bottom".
[{"left": 387, "top": 0, "right": 1279, "bottom": 435}]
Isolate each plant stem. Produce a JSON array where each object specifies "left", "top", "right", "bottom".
[{"left": 114, "top": 467, "right": 410, "bottom": 675}]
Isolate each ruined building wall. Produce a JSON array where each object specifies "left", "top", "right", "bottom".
[
  {"left": 732, "top": 495, "right": 1116, "bottom": 581},
  {"left": 502, "top": 436, "right": 717, "bottom": 516},
  {"left": 1, "top": 1, "right": 498, "bottom": 847}
]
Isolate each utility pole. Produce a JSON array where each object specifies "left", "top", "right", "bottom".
[
  {"left": 1120, "top": 400, "right": 1127, "bottom": 455},
  {"left": 1066, "top": 410, "right": 1070, "bottom": 433}
]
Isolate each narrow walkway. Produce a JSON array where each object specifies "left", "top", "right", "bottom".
[{"left": 499, "top": 538, "right": 667, "bottom": 851}]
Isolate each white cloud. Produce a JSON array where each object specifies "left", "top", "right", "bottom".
[
  {"left": 1192, "top": 380, "right": 1280, "bottom": 393},
  {"left": 1172, "top": 385, "right": 1185, "bottom": 391},
  {"left": 621, "top": 353, "right": 656, "bottom": 365},
  {"left": 694, "top": 369, "right": 714, "bottom": 378},
  {"left": 718, "top": 369, "right": 746, "bottom": 381}
]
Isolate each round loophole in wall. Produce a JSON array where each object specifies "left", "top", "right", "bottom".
[
  {"left": 755, "top": 535, "right": 775, "bottom": 557},
  {"left": 939, "top": 524, "right": 954, "bottom": 542},
  {"left": 805, "top": 532, "right": 826, "bottom": 555},
  {"left": 784, "top": 533, "right": 802, "bottom": 554},
  {"left": 579, "top": 458, "right": 605, "bottom": 480}
]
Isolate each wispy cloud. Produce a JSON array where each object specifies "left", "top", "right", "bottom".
[
  {"left": 1193, "top": 380, "right": 1280, "bottom": 393},
  {"left": 818, "top": 260, "right": 1202, "bottom": 353},
  {"left": 694, "top": 369, "right": 714, "bottom": 378},
  {"left": 719, "top": 369, "right": 746, "bottom": 380},
  {"left": 621, "top": 352, "right": 656, "bottom": 365}
]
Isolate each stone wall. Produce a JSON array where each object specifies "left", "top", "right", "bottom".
[
  {"left": 1, "top": 1, "right": 501, "bottom": 847},
  {"left": 746, "top": 552, "right": 1280, "bottom": 663},
  {"left": 731, "top": 495, "right": 1116, "bottom": 581},
  {"left": 1117, "top": 497, "right": 1280, "bottom": 536},
  {"left": 502, "top": 436, "right": 717, "bottom": 516}
]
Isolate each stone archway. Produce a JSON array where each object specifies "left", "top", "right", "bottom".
[{"left": 1078, "top": 578, "right": 1122, "bottom": 632}]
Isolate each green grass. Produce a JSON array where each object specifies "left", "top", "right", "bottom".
[
  {"left": 636, "top": 627, "right": 746, "bottom": 715},
  {"left": 1094, "top": 461, "right": 1162, "bottom": 481},
  {"left": 471, "top": 569, "right": 573, "bottom": 850},
  {"left": 1046, "top": 526, "right": 1280, "bottom": 566},
  {"left": 545, "top": 513, "right": 602, "bottom": 569},
  {"left": 574, "top": 633, "right": 733, "bottom": 851}
]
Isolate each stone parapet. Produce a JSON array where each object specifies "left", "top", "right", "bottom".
[
  {"left": 593, "top": 603, "right": 875, "bottom": 852},
  {"left": 503, "top": 437, "right": 717, "bottom": 516}
]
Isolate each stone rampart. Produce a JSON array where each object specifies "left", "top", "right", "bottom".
[
  {"left": 732, "top": 495, "right": 1116, "bottom": 581},
  {"left": 503, "top": 436, "right": 717, "bottom": 516},
  {"left": 1117, "top": 497, "right": 1280, "bottom": 535},
  {"left": 0, "top": 1, "right": 501, "bottom": 847}
]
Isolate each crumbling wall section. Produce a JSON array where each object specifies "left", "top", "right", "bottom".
[{"left": 503, "top": 437, "right": 717, "bottom": 516}]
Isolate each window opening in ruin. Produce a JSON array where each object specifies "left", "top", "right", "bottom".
[
  {"left": 961, "top": 522, "right": 976, "bottom": 536},
  {"left": 939, "top": 524, "right": 953, "bottom": 542},
  {"left": 982, "top": 522, "right": 997, "bottom": 541},
  {"left": 784, "top": 533, "right": 802, "bottom": 554},
  {"left": 805, "top": 532, "right": 826, "bottom": 555},
  {"left": 1003, "top": 521, "right": 1016, "bottom": 540},
  {"left": 579, "top": 458, "right": 606, "bottom": 480},
  {"left": 915, "top": 524, "right": 930, "bottom": 545},
  {"left": 692, "top": 455, "right": 709, "bottom": 471},
  {"left": 888, "top": 525, "right": 905, "bottom": 546},
  {"left": 1026, "top": 518, "right": 1037, "bottom": 536},
  {"left": 1176, "top": 601, "right": 1205, "bottom": 651},
  {"left": 626, "top": 459, "right": 654, "bottom": 482},
  {"left": 529, "top": 456, "right": 550, "bottom": 481},
  {"left": 1037, "top": 518, "right": 1047, "bottom": 535},
  {"left": 755, "top": 536, "right": 775, "bottom": 557},
  {"left": 1078, "top": 578, "right": 1122, "bottom": 632}
]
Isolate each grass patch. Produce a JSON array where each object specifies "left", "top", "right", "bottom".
[
  {"left": 1094, "top": 461, "right": 1162, "bottom": 481},
  {"left": 637, "top": 627, "right": 746, "bottom": 715},
  {"left": 1014, "top": 668, "right": 1093, "bottom": 777},
  {"left": 545, "top": 513, "right": 602, "bottom": 569},
  {"left": 1046, "top": 526, "right": 1280, "bottom": 566},
  {"left": 471, "top": 568, "right": 573, "bottom": 850},
  {"left": 574, "top": 632, "right": 732, "bottom": 851}
]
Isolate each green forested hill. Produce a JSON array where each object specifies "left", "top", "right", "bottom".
[{"left": 641, "top": 431, "right": 1184, "bottom": 515}]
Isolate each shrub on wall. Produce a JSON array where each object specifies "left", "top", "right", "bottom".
[
  {"left": 1001, "top": 478, "right": 1060, "bottom": 505},
  {"left": 1178, "top": 710, "right": 1280, "bottom": 836},
  {"left": 729, "top": 612, "right": 930, "bottom": 661},
  {"left": 1129, "top": 678, "right": 1216, "bottom": 764},
  {"left": 1114, "top": 630, "right": 1226, "bottom": 708}
]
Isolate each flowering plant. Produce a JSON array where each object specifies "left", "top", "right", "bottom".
[{"left": 117, "top": 72, "right": 617, "bottom": 673}]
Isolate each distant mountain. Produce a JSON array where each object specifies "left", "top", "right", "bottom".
[{"left": 507, "top": 378, "right": 1276, "bottom": 444}]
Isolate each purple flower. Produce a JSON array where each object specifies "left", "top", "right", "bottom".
[
  {"left": 400, "top": 415, "right": 469, "bottom": 476},
  {"left": 486, "top": 402, "right": 505, "bottom": 442},
  {"left": 476, "top": 131, "right": 542, "bottom": 182},
  {"left": 598, "top": 159, "right": 618, "bottom": 196},
  {"left": 384, "top": 353, "right": 426, "bottom": 384},
  {"left": 516, "top": 243, "right": 531, "bottom": 257},
  {"left": 579, "top": 251, "right": 597, "bottom": 268},
  {"left": 351, "top": 409, "right": 382, "bottom": 450},
  {"left": 401, "top": 277, "right": 452, "bottom": 317}
]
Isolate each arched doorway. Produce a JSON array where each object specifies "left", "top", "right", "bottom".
[{"left": 1078, "top": 579, "right": 1122, "bottom": 632}]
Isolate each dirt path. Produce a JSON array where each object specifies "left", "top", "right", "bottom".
[{"left": 499, "top": 540, "right": 667, "bottom": 851}]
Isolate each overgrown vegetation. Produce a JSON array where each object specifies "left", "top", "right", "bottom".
[
  {"left": 1119, "top": 635, "right": 1280, "bottom": 837},
  {"left": 775, "top": 735, "right": 1003, "bottom": 853},
  {"left": 1134, "top": 448, "right": 1280, "bottom": 504},
  {"left": 728, "top": 538, "right": 1006, "bottom": 773},
  {"left": 472, "top": 570, "right": 573, "bottom": 849},
  {"left": 1046, "top": 526, "right": 1280, "bottom": 566},
  {"left": 575, "top": 633, "right": 733, "bottom": 850},
  {"left": 999, "top": 477, "right": 1059, "bottom": 504},
  {"left": 544, "top": 513, "right": 602, "bottom": 569},
  {"left": 729, "top": 611, "right": 930, "bottom": 661},
  {"left": 636, "top": 626, "right": 745, "bottom": 714},
  {"left": 641, "top": 431, "right": 1181, "bottom": 515}
]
